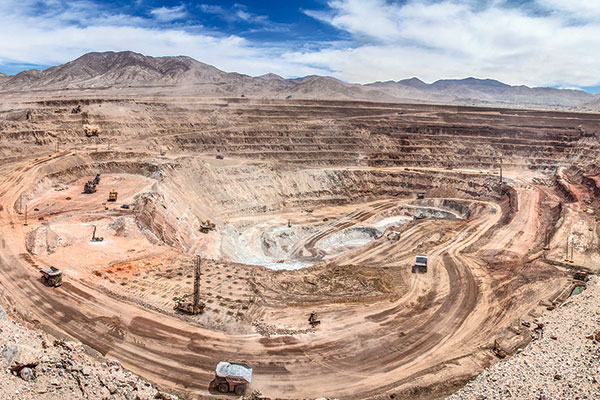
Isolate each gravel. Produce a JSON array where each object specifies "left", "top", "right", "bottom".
[
  {"left": 447, "top": 276, "right": 599, "bottom": 400},
  {"left": 0, "top": 308, "right": 178, "bottom": 400}
]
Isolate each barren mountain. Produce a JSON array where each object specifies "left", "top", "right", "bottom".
[
  {"left": 366, "top": 77, "right": 596, "bottom": 108},
  {"left": 1, "top": 51, "right": 226, "bottom": 90},
  {"left": 581, "top": 96, "right": 600, "bottom": 112},
  {"left": 0, "top": 51, "right": 598, "bottom": 109}
]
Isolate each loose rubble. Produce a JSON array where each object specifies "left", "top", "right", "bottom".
[
  {"left": 252, "top": 319, "right": 313, "bottom": 337},
  {"left": 447, "top": 276, "right": 600, "bottom": 400},
  {"left": 0, "top": 304, "right": 177, "bottom": 400}
]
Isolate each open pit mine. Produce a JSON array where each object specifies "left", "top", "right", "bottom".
[{"left": 1, "top": 91, "right": 599, "bottom": 399}]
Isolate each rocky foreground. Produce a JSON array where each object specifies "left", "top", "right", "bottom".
[
  {"left": 0, "top": 304, "right": 178, "bottom": 400},
  {"left": 447, "top": 276, "right": 599, "bottom": 400}
]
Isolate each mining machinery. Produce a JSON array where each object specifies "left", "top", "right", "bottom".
[
  {"left": 200, "top": 220, "right": 216, "bottom": 233},
  {"left": 41, "top": 267, "right": 62, "bottom": 287},
  {"left": 91, "top": 225, "right": 104, "bottom": 242},
  {"left": 83, "top": 180, "right": 96, "bottom": 194},
  {"left": 175, "top": 255, "right": 205, "bottom": 314}
]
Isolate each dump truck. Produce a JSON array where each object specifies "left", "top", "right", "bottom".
[
  {"left": 417, "top": 193, "right": 425, "bottom": 199},
  {"left": 83, "top": 180, "right": 96, "bottom": 194},
  {"left": 211, "top": 361, "right": 252, "bottom": 395},
  {"left": 41, "top": 267, "right": 62, "bottom": 287},
  {"left": 108, "top": 190, "right": 118, "bottom": 202},
  {"left": 412, "top": 255, "right": 428, "bottom": 273},
  {"left": 200, "top": 220, "right": 216, "bottom": 233}
]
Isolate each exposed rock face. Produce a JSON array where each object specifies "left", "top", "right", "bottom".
[
  {"left": 133, "top": 192, "right": 183, "bottom": 249},
  {"left": 25, "top": 226, "right": 61, "bottom": 255},
  {"left": 0, "top": 308, "right": 179, "bottom": 400}
]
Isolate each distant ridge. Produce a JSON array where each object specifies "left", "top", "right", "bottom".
[{"left": 1, "top": 51, "right": 598, "bottom": 110}]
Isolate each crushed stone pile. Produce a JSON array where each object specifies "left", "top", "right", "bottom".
[
  {"left": 447, "top": 277, "right": 599, "bottom": 400},
  {"left": 0, "top": 303, "right": 178, "bottom": 400}
]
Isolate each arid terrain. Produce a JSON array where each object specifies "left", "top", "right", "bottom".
[{"left": 1, "top": 54, "right": 600, "bottom": 399}]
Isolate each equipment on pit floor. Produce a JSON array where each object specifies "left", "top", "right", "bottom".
[
  {"left": 542, "top": 230, "right": 551, "bottom": 251},
  {"left": 574, "top": 272, "right": 588, "bottom": 282},
  {"left": 413, "top": 213, "right": 425, "bottom": 220},
  {"left": 108, "top": 190, "right": 118, "bottom": 202},
  {"left": 41, "top": 267, "right": 62, "bottom": 287},
  {"left": 387, "top": 231, "right": 401, "bottom": 242},
  {"left": 216, "top": 154, "right": 224, "bottom": 160},
  {"left": 175, "top": 255, "right": 205, "bottom": 314},
  {"left": 565, "top": 238, "right": 574, "bottom": 263},
  {"left": 308, "top": 311, "right": 321, "bottom": 328},
  {"left": 211, "top": 361, "right": 252, "bottom": 395},
  {"left": 91, "top": 225, "right": 104, "bottom": 242},
  {"left": 493, "top": 340, "right": 506, "bottom": 358},
  {"left": 93, "top": 173, "right": 101, "bottom": 185},
  {"left": 83, "top": 180, "right": 96, "bottom": 194},
  {"left": 412, "top": 255, "right": 428, "bottom": 273},
  {"left": 200, "top": 220, "right": 216, "bottom": 234},
  {"left": 417, "top": 193, "right": 425, "bottom": 199},
  {"left": 121, "top": 204, "right": 130, "bottom": 209}
]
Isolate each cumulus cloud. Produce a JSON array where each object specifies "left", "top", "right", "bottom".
[
  {"left": 0, "top": 0, "right": 325, "bottom": 77},
  {"left": 150, "top": 5, "right": 187, "bottom": 22},
  {"left": 1, "top": 0, "right": 600, "bottom": 89},
  {"left": 301, "top": 0, "right": 600, "bottom": 87}
]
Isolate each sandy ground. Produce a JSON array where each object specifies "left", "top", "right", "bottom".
[{"left": 0, "top": 99, "right": 598, "bottom": 399}]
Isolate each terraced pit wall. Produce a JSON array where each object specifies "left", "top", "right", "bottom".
[{"left": 2, "top": 99, "right": 600, "bottom": 170}]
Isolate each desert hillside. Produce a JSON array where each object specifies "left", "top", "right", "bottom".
[{"left": 1, "top": 51, "right": 598, "bottom": 110}]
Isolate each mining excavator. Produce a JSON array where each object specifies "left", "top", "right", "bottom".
[
  {"left": 493, "top": 340, "right": 506, "bottom": 358},
  {"left": 200, "top": 220, "right": 216, "bottom": 234},
  {"left": 83, "top": 180, "right": 96, "bottom": 194},
  {"left": 175, "top": 255, "right": 205, "bottom": 314},
  {"left": 308, "top": 311, "right": 321, "bottom": 327},
  {"left": 93, "top": 173, "right": 101, "bottom": 185},
  {"left": 41, "top": 267, "right": 62, "bottom": 287}
]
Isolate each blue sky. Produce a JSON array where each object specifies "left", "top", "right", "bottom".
[{"left": 1, "top": 0, "right": 600, "bottom": 92}]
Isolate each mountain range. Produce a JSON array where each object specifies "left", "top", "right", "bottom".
[{"left": 1, "top": 51, "right": 598, "bottom": 110}]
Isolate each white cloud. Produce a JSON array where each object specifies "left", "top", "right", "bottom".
[
  {"left": 1, "top": 0, "right": 600, "bottom": 89},
  {"left": 0, "top": 0, "right": 326, "bottom": 77},
  {"left": 301, "top": 0, "right": 600, "bottom": 87},
  {"left": 150, "top": 5, "right": 186, "bottom": 22},
  {"left": 536, "top": 0, "right": 600, "bottom": 20},
  {"left": 199, "top": 3, "right": 282, "bottom": 29}
]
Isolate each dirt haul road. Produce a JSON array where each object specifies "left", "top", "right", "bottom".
[{"left": 0, "top": 146, "right": 570, "bottom": 400}]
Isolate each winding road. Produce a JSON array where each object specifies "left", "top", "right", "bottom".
[{"left": 0, "top": 151, "right": 556, "bottom": 399}]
